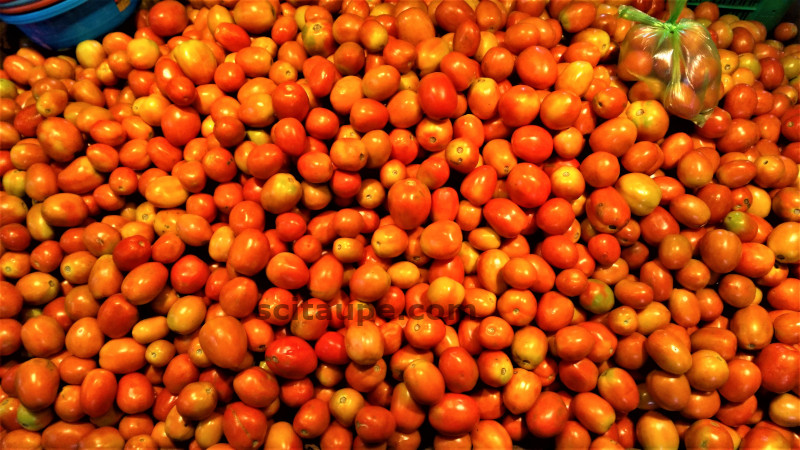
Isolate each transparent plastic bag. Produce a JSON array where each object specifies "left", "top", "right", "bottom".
[{"left": 617, "top": 0, "right": 721, "bottom": 125}]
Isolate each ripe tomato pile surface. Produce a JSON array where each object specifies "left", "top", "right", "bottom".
[{"left": 1, "top": 0, "right": 800, "bottom": 448}]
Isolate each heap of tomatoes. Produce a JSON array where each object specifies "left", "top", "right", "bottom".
[{"left": 1, "top": 0, "right": 799, "bottom": 448}]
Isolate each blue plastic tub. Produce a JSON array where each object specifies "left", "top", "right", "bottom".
[{"left": 0, "top": 0, "right": 139, "bottom": 50}]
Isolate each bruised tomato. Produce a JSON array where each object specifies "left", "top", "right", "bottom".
[
  {"left": 223, "top": 402, "right": 268, "bottom": 448},
  {"left": 586, "top": 187, "right": 631, "bottom": 234}
]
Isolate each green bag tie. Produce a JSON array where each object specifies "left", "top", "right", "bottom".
[
  {"left": 618, "top": 0, "right": 688, "bottom": 27},
  {"left": 616, "top": 0, "right": 718, "bottom": 125},
  {"left": 618, "top": 0, "right": 689, "bottom": 90}
]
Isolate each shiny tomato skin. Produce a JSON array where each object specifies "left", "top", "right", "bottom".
[
  {"left": 428, "top": 394, "right": 481, "bottom": 437},
  {"left": 517, "top": 46, "right": 557, "bottom": 90},
  {"left": 404, "top": 359, "right": 446, "bottom": 405},
  {"left": 121, "top": 262, "right": 169, "bottom": 305},
  {"left": 635, "top": 411, "right": 680, "bottom": 450},
  {"left": 644, "top": 328, "right": 692, "bottom": 375},
  {"left": 222, "top": 402, "right": 268, "bottom": 449},
  {"left": 111, "top": 236, "right": 151, "bottom": 272},
  {"left": 350, "top": 405, "right": 393, "bottom": 444},
  {"left": 14, "top": 358, "right": 59, "bottom": 411},
  {"left": 597, "top": 368, "right": 639, "bottom": 414},
  {"left": 503, "top": 367, "right": 542, "bottom": 414},
  {"left": 511, "top": 125, "right": 553, "bottom": 164},
  {"left": 471, "top": 420, "right": 513, "bottom": 449},
  {"left": 151, "top": 388, "right": 179, "bottom": 422},
  {"left": 80, "top": 368, "right": 117, "bottom": 418},
  {"left": 438, "top": 347, "right": 479, "bottom": 394},
  {"left": 506, "top": 163, "right": 551, "bottom": 209},
  {"left": 77, "top": 427, "right": 125, "bottom": 449},
  {"left": 740, "top": 427, "right": 792, "bottom": 450},
  {"left": 265, "top": 336, "right": 318, "bottom": 380},
  {"left": 755, "top": 343, "right": 800, "bottom": 393},
  {"left": 526, "top": 391, "right": 569, "bottom": 438},
  {"left": 460, "top": 165, "right": 497, "bottom": 206},
  {"left": 198, "top": 316, "right": 249, "bottom": 370},
  {"left": 386, "top": 179, "right": 432, "bottom": 230},
  {"left": 314, "top": 331, "right": 349, "bottom": 365},
  {"left": 169, "top": 254, "right": 210, "bottom": 295},
  {"left": 96, "top": 294, "right": 139, "bottom": 339},
  {"left": 215, "top": 23, "right": 251, "bottom": 53},
  {"left": 418, "top": 73, "right": 458, "bottom": 120},
  {"left": 233, "top": 366, "right": 279, "bottom": 409},
  {"left": 41, "top": 421, "right": 95, "bottom": 449},
  {"left": 267, "top": 252, "right": 310, "bottom": 291},
  {"left": 161, "top": 105, "right": 200, "bottom": 147},
  {"left": 37, "top": 117, "right": 84, "bottom": 162},
  {"left": 20, "top": 315, "right": 65, "bottom": 357},
  {"left": 540, "top": 90, "right": 581, "bottom": 131},
  {"left": 272, "top": 81, "right": 310, "bottom": 121},
  {"left": 148, "top": 0, "right": 188, "bottom": 37},
  {"left": 116, "top": 372, "right": 155, "bottom": 415},
  {"left": 265, "top": 420, "right": 303, "bottom": 449},
  {"left": 98, "top": 337, "right": 146, "bottom": 374},
  {"left": 0, "top": 318, "right": 22, "bottom": 357},
  {"left": 172, "top": 40, "right": 218, "bottom": 86},
  {"left": 292, "top": 398, "right": 330, "bottom": 440},
  {"left": 344, "top": 319, "right": 384, "bottom": 366},
  {"left": 571, "top": 392, "right": 616, "bottom": 435},
  {"left": 483, "top": 198, "right": 528, "bottom": 239}
]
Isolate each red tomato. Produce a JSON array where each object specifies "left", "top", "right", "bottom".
[
  {"left": 397, "top": 359, "right": 442, "bottom": 407},
  {"left": 223, "top": 402, "right": 268, "bottom": 448},
  {"left": 272, "top": 81, "right": 310, "bottom": 120},
  {"left": 354, "top": 405, "right": 395, "bottom": 444},
  {"left": 540, "top": 90, "right": 582, "bottom": 131},
  {"left": 428, "top": 394, "right": 480, "bottom": 437},
  {"left": 483, "top": 198, "right": 528, "bottom": 238},
  {"left": 437, "top": 346, "right": 479, "bottom": 393},
  {"left": 586, "top": 187, "right": 631, "bottom": 234},
  {"left": 516, "top": 46, "right": 557, "bottom": 89},
  {"left": 117, "top": 372, "right": 155, "bottom": 415},
  {"left": 172, "top": 40, "right": 218, "bottom": 85},
  {"left": 526, "top": 391, "right": 569, "bottom": 438},
  {"left": 198, "top": 316, "right": 249, "bottom": 370},
  {"left": 233, "top": 366, "right": 280, "bottom": 409},
  {"left": 386, "top": 179, "right": 432, "bottom": 230},
  {"left": 14, "top": 358, "right": 59, "bottom": 411},
  {"left": 571, "top": 392, "right": 616, "bottom": 435},
  {"left": 265, "top": 336, "right": 318, "bottom": 380},
  {"left": 416, "top": 73, "right": 458, "bottom": 121},
  {"left": 148, "top": 0, "right": 188, "bottom": 37},
  {"left": 511, "top": 125, "right": 553, "bottom": 164},
  {"left": 755, "top": 343, "right": 800, "bottom": 393},
  {"left": 80, "top": 368, "right": 117, "bottom": 418}
]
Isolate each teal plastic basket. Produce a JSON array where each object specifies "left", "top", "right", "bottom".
[
  {"left": 0, "top": 0, "right": 139, "bottom": 50},
  {"left": 687, "top": 0, "right": 794, "bottom": 31}
]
